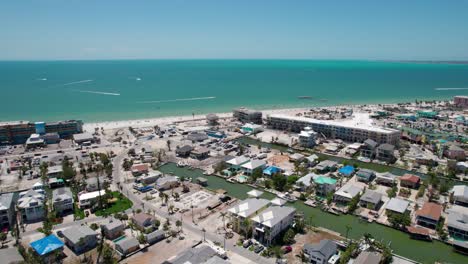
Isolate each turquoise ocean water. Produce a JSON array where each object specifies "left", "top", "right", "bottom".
[{"left": 0, "top": 60, "right": 467, "bottom": 122}]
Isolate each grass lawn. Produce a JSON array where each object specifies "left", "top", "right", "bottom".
[{"left": 95, "top": 191, "right": 133, "bottom": 216}]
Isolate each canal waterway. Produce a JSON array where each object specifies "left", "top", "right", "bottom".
[
  {"left": 159, "top": 162, "right": 468, "bottom": 264},
  {"left": 236, "top": 136, "right": 468, "bottom": 185}
]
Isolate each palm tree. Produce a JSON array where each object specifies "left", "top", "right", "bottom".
[
  {"left": 166, "top": 140, "right": 172, "bottom": 151},
  {"left": 219, "top": 212, "right": 227, "bottom": 230}
]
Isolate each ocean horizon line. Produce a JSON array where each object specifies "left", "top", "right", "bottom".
[{"left": 1, "top": 58, "right": 468, "bottom": 64}]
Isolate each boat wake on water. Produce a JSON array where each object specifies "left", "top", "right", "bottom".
[
  {"left": 435, "top": 88, "right": 468, "bottom": 90},
  {"left": 138, "top": 96, "right": 216, "bottom": 104},
  {"left": 73, "top": 90, "right": 121, "bottom": 96},
  {"left": 63, "top": 79, "right": 94, "bottom": 86}
]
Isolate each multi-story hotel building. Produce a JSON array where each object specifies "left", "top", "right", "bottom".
[{"left": 266, "top": 113, "right": 400, "bottom": 144}]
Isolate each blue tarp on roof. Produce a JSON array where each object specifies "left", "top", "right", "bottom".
[
  {"left": 30, "top": 235, "right": 64, "bottom": 256},
  {"left": 339, "top": 165, "right": 355, "bottom": 176},
  {"left": 263, "top": 166, "right": 281, "bottom": 176}
]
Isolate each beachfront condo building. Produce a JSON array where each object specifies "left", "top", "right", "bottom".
[
  {"left": 266, "top": 113, "right": 400, "bottom": 144},
  {"left": 454, "top": 96, "right": 468, "bottom": 108},
  {"left": 233, "top": 107, "right": 263, "bottom": 124},
  {"left": 0, "top": 120, "right": 83, "bottom": 144}
]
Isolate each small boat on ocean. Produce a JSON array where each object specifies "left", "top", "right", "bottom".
[{"left": 297, "top": 96, "right": 314, "bottom": 100}]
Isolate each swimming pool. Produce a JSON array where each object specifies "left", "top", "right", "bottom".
[{"left": 237, "top": 175, "right": 249, "bottom": 183}]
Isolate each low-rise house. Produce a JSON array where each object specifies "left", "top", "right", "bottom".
[
  {"left": 30, "top": 235, "right": 64, "bottom": 262},
  {"left": 415, "top": 202, "right": 443, "bottom": 229},
  {"left": 241, "top": 159, "right": 266, "bottom": 175},
  {"left": 313, "top": 176, "right": 337, "bottom": 196},
  {"left": 447, "top": 209, "right": 468, "bottom": 240},
  {"left": 386, "top": 198, "right": 410, "bottom": 215},
  {"left": 47, "top": 165, "right": 63, "bottom": 178},
  {"left": 115, "top": 237, "right": 139, "bottom": 256},
  {"left": 251, "top": 206, "right": 296, "bottom": 245},
  {"left": 334, "top": 184, "right": 363, "bottom": 204},
  {"left": 359, "top": 190, "right": 382, "bottom": 210},
  {"left": 52, "top": 187, "right": 74, "bottom": 215},
  {"left": 375, "top": 172, "right": 397, "bottom": 186},
  {"left": 451, "top": 185, "right": 468, "bottom": 206},
  {"left": 175, "top": 145, "right": 193, "bottom": 157},
  {"left": 338, "top": 165, "right": 355, "bottom": 177},
  {"left": 18, "top": 189, "right": 44, "bottom": 223},
  {"left": 190, "top": 147, "right": 210, "bottom": 160},
  {"left": 140, "top": 171, "right": 162, "bottom": 185},
  {"left": 85, "top": 176, "right": 108, "bottom": 192},
  {"left": 0, "top": 193, "right": 15, "bottom": 230},
  {"left": 101, "top": 219, "right": 125, "bottom": 239},
  {"left": 315, "top": 160, "right": 338, "bottom": 173},
  {"left": 228, "top": 198, "right": 270, "bottom": 219},
  {"left": 295, "top": 173, "right": 317, "bottom": 191},
  {"left": 163, "top": 245, "right": 218, "bottom": 264},
  {"left": 48, "top": 178, "right": 65, "bottom": 189},
  {"left": 400, "top": 174, "right": 421, "bottom": 189},
  {"left": 303, "top": 239, "right": 338, "bottom": 264},
  {"left": 156, "top": 176, "right": 179, "bottom": 191},
  {"left": 62, "top": 225, "right": 98, "bottom": 253},
  {"left": 144, "top": 229, "right": 166, "bottom": 244},
  {"left": 263, "top": 166, "right": 281, "bottom": 177},
  {"left": 361, "top": 139, "right": 378, "bottom": 159},
  {"left": 132, "top": 212, "right": 157, "bottom": 232},
  {"left": 356, "top": 169, "right": 376, "bottom": 183},
  {"left": 73, "top": 132, "right": 94, "bottom": 145},
  {"left": 78, "top": 190, "right": 106, "bottom": 209},
  {"left": 445, "top": 144, "right": 466, "bottom": 161},
  {"left": 354, "top": 251, "right": 382, "bottom": 264},
  {"left": 131, "top": 163, "right": 149, "bottom": 176},
  {"left": 289, "top": 153, "right": 305, "bottom": 162},
  {"left": 226, "top": 156, "right": 250, "bottom": 171},
  {"left": 306, "top": 154, "right": 319, "bottom": 167},
  {"left": 376, "top": 143, "right": 395, "bottom": 163}
]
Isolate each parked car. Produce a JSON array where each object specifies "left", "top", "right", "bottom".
[
  {"left": 282, "top": 246, "right": 292, "bottom": 254},
  {"left": 254, "top": 245, "right": 264, "bottom": 253},
  {"left": 243, "top": 239, "right": 252, "bottom": 248}
]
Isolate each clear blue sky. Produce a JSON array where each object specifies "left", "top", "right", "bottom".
[{"left": 1, "top": 0, "right": 468, "bottom": 60}]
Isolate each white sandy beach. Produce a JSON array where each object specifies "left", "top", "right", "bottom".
[
  {"left": 82, "top": 107, "right": 315, "bottom": 132},
  {"left": 81, "top": 101, "right": 403, "bottom": 132}
]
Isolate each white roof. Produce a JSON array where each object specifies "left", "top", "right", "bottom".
[
  {"left": 270, "top": 198, "right": 287, "bottom": 206},
  {"left": 226, "top": 156, "right": 250, "bottom": 166},
  {"left": 452, "top": 185, "right": 468, "bottom": 199},
  {"left": 241, "top": 159, "right": 266, "bottom": 170},
  {"left": 79, "top": 190, "right": 106, "bottom": 201},
  {"left": 335, "top": 184, "right": 363, "bottom": 199},
  {"left": 386, "top": 198, "right": 409, "bottom": 214},
  {"left": 228, "top": 198, "right": 270, "bottom": 218},
  {"left": 247, "top": 190, "right": 264, "bottom": 198},
  {"left": 251, "top": 206, "right": 296, "bottom": 228},
  {"left": 269, "top": 113, "right": 399, "bottom": 134}
]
